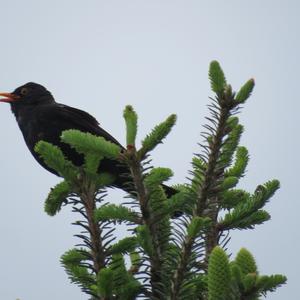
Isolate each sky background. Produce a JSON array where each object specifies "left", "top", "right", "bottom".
[{"left": 0, "top": 1, "right": 298, "bottom": 299}]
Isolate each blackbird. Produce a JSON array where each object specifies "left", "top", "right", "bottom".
[{"left": 0, "top": 82, "right": 176, "bottom": 198}]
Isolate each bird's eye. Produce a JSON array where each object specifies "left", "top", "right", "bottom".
[{"left": 20, "top": 87, "right": 29, "bottom": 96}]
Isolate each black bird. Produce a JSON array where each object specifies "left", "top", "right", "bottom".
[{"left": 0, "top": 82, "right": 176, "bottom": 198}]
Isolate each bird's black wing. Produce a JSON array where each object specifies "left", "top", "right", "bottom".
[
  {"left": 37, "top": 103, "right": 124, "bottom": 148},
  {"left": 24, "top": 103, "right": 125, "bottom": 176}
]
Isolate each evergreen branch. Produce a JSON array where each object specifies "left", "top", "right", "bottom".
[
  {"left": 171, "top": 91, "right": 236, "bottom": 298},
  {"left": 144, "top": 167, "right": 173, "bottom": 187},
  {"left": 94, "top": 204, "right": 141, "bottom": 224},
  {"left": 139, "top": 114, "right": 177, "bottom": 159},
  {"left": 209, "top": 60, "right": 227, "bottom": 94},
  {"left": 235, "top": 248, "right": 258, "bottom": 275},
  {"left": 219, "top": 209, "right": 270, "bottom": 230},
  {"left": 195, "top": 101, "right": 237, "bottom": 256},
  {"left": 96, "top": 268, "right": 114, "bottom": 298},
  {"left": 225, "top": 146, "right": 249, "bottom": 178},
  {"left": 218, "top": 124, "right": 244, "bottom": 169},
  {"left": 80, "top": 185, "right": 106, "bottom": 274},
  {"left": 235, "top": 78, "right": 255, "bottom": 104},
  {"left": 44, "top": 180, "right": 70, "bottom": 216},
  {"left": 219, "top": 179, "right": 279, "bottom": 231},
  {"left": 109, "top": 237, "right": 138, "bottom": 255},
  {"left": 136, "top": 225, "right": 154, "bottom": 257},
  {"left": 170, "top": 63, "right": 258, "bottom": 298},
  {"left": 220, "top": 189, "right": 250, "bottom": 210},
  {"left": 124, "top": 146, "right": 166, "bottom": 298},
  {"left": 170, "top": 233, "right": 195, "bottom": 300},
  {"left": 129, "top": 252, "right": 142, "bottom": 274},
  {"left": 35, "top": 141, "right": 78, "bottom": 180},
  {"left": 187, "top": 217, "right": 211, "bottom": 239},
  {"left": 123, "top": 105, "right": 138, "bottom": 146},
  {"left": 166, "top": 188, "right": 190, "bottom": 215},
  {"left": 61, "top": 129, "right": 121, "bottom": 159},
  {"left": 84, "top": 153, "right": 102, "bottom": 175},
  {"left": 255, "top": 274, "right": 287, "bottom": 294},
  {"left": 109, "top": 254, "right": 142, "bottom": 299},
  {"left": 61, "top": 249, "right": 96, "bottom": 295},
  {"left": 195, "top": 99, "right": 235, "bottom": 218},
  {"left": 207, "top": 246, "right": 231, "bottom": 300}
]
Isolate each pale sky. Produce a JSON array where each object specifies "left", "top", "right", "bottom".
[{"left": 0, "top": 1, "right": 298, "bottom": 299}]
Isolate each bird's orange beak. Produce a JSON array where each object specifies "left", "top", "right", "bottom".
[{"left": 0, "top": 92, "right": 20, "bottom": 103}]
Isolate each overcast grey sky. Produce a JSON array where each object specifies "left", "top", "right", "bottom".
[{"left": 0, "top": 1, "right": 298, "bottom": 299}]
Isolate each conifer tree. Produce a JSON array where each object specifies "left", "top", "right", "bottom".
[{"left": 35, "top": 61, "right": 286, "bottom": 299}]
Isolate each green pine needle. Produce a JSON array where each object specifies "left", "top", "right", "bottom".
[
  {"left": 235, "top": 248, "right": 258, "bottom": 275},
  {"left": 61, "top": 129, "right": 121, "bottom": 159},
  {"left": 219, "top": 124, "right": 244, "bottom": 168},
  {"left": 256, "top": 274, "right": 287, "bottom": 293},
  {"left": 220, "top": 176, "right": 239, "bottom": 190},
  {"left": 110, "top": 237, "right": 138, "bottom": 255},
  {"left": 226, "top": 116, "right": 239, "bottom": 129},
  {"left": 242, "top": 273, "right": 257, "bottom": 292},
  {"left": 109, "top": 254, "right": 141, "bottom": 299},
  {"left": 254, "top": 179, "right": 280, "bottom": 202},
  {"left": 220, "top": 189, "right": 250, "bottom": 210},
  {"left": 235, "top": 78, "right": 255, "bottom": 104},
  {"left": 35, "top": 141, "right": 78, "bottom": 180},
  {"left": 221, "top": 208, "right": 270, "bottom": 230},
  {"left": 123, "top": 105, "right": 138, "bottom": 146},
  {"left": 139, "top": 114, "right": 176, "bottom": 158},
  {"left": 207, "top": 246, "right": 231, "bottom": 300},
  {"left": 84, "top": 153, "right": 102, "bottom": 174},
  {"left": 61, "top": 248, "right": 89, "bottom": 265},
  {"left": 187, "top": 217, "right": 211, "bottom": 238},
  {"left": 144, "top": 167, "right": 173, "bottom": 188},
  {"left": 225, "top": 146, "right": 249, "bottom": 178},
  {"left": 136, "top": 225, "right": 154, "bottom": 256},
  {"left": 220, "top": 179, "right": 279, "bottom": 230},
  {"left": 61, "top": 249, "right": 95, "bottom": 290},
  {"left": 209, "top": 61, "right": 227, "bottom": 94},
  {"left": 97, "top": 268, "right": 114, "bottom": 297},
  {"left": 129, "top": 252, "right": 141, "bottom": 270},
  {"left": 94, "top": 172, "right": 116, "bottom": 188},
  {"left": 45, "top": 180, "right": 70, "bottom": 216},
  {"left": 94, "top": 204, "right": 140, "bottom": 223}
]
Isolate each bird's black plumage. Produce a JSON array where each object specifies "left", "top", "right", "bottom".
[{"left": 0, "top": 82, "right": 176, "bottom": 198}]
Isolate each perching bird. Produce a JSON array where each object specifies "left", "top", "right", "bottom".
[{"left": 0, "top": 82, "right": 176, "bottom": 198}]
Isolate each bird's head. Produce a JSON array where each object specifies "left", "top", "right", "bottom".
[{"left": 0, "top": 82, "right": 54, "bottom": 107}]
